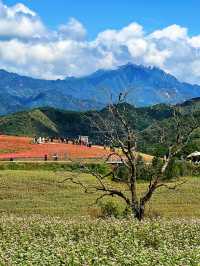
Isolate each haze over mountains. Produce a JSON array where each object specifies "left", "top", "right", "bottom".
[{"left": 1, "top": 63, "right": 200, "bottom": 115}]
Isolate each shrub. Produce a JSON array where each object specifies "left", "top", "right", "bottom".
[
  {"left": 98, "top": 201, "right": 122, "bottom": 218},
  {"left": 98, "top": 200, "right": 131, "bottom": 219},
  {"left": 114, "top": 165, "right": 129, "bottom": 181},
  {"left": 113, "top": 156, "right": 154, "bottom": 182},
  {"left": 85, "top": 163, "right": 110, "bottom": 176},
  {"left": 164, "top": 160, "right": 199, "bottom": 179}
]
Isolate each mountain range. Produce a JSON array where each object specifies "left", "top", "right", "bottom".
[{"left": 1, "top": 63, "right": 200, "bottom": 115}]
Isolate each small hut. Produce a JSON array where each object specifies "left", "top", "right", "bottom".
[{"left": 187, "top": 151, "right": 200, "bottom": 163}]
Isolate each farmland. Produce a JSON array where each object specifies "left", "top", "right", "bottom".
[
  {"left": 0, "top": 170, "right": 199, "bottom": 265},
  {"left": 0, "top": 136, "right": 199, "bottom": 265},
  {"left": 0, "top": 135, "right": 108, "bottom": 160},
  {"left": 0, "top": 135, "right": 154, "bottom": 163}
]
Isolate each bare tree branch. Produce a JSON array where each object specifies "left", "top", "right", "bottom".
[{"left": 62, "top": 92, "right": 198, "bottom": 221}]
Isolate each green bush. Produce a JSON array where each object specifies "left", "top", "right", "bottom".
[
  {"left": 98, "top": 201, "right": 131, "bottom": 218},
  {"left": 114, "top": 165, "right": 129, "bottom": 181},
  {"left": 113, "top": 155, "right": 200, "bottom": 183},
  {"left": 85, "top": 163, "right": 110, "bottom": 176},
  {"left": 164, "top": 160, "right": 200, "bottom": 179},
  {"left": 113, "top": 156, "right": 162, "bottom": 182}
]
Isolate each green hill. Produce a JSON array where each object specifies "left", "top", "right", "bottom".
[
  {"left": 0, "top": 103, "right": 173, "bottom": 137},
  {"left": 0, "top": 107, "right": 91, "bottom": 137}
]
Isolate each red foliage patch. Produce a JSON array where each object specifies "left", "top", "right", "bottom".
[{"left": 0, "top": 135, "right": 108, "bottom": 160}]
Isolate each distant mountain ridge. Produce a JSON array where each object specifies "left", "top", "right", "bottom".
[{"left": 1, "top": 63, "right": 200, "bottom": 115}]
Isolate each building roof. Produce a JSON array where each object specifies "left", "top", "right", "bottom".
[
  {"left": 106, "top": 160, "right": 123, "bottom": 164},
  {"left": 106, "top": 154, "right": 124, "bottom": 164}
]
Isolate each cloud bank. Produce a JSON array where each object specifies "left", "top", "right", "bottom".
[{"left": 0, "top": 1, "right": 200, "bottom": 84}]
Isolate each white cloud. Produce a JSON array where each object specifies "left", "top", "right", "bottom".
[
  {"left": 0, "top": 1, "right": 200, "bottom": 84},
  {"left": 9, "top": 3, "right": 36, "bottom": 17},
  {"left": 144, "top": 43, "right": 171, "bottom": 67},
  {"left": 58, "top": 18, "right": 87, "bottom": 40},
  {"left": 0, "top": 1, "right": 46, "bottom": 39},
  {"left": 189, "top": 36, "right": 200, "bottom": 48},
  {"left": 95, "top": 22, "right": 143, "bottom": 46},
  {"left": 150, "top": 24, "right": 188, "bottom": 41}
]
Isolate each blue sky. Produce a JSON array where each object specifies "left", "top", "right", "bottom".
[
  {"left": 1, "top": 0, "right": 200, "bottom": 84},
  {"left": 4, "top": 0, "right": 200, "bottom": 38}
]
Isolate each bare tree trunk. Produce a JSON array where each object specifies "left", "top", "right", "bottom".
[
  {"left": 137, "top": 205, "right": 145, "bottom": 221},
  {"left": 131, "top": 203, "right": 145, "bottom": 221}
]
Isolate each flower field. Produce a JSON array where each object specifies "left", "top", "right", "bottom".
[
  {"left": 0, "top": 135, "right": 107, "bottom": 160},
  {"left": 0, "top": 170, "right": 198, "bottom": 265},
  {"left": 0, "top": 216, "right": 199, "bottom": 265}
]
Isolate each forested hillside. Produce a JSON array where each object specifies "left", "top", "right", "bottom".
[{"left": 1, "top": 98, "right": 200, "bottom": 156}]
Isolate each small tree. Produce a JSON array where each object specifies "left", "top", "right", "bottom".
[{"left": 63, "top": 95, "right": 199, "bottom": 221}]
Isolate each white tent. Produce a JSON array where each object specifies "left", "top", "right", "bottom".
[{"left": 187, "top": 151, "right": 200, "bottom": 159}]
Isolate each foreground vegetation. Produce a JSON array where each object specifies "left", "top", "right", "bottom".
[
  {"left": 0, "top": 216, "right": 199, "bottom": 265},
  {"left": 0, "top": 168, "right": 199, "bottom": 265}
]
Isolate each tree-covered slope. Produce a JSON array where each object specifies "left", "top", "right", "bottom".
[
  {"left": 0, "top": 107, "right": 91, "bottom": 137},
  {"left": 0, "top": 101, "right": 176, "bottom": 138}
]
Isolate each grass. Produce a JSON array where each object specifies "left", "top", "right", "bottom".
[
  {"left": 0, "top": 161, "right": 80, "bottom": 171},
  {"left": 0, "top": 169, "right": 199, "bottom": 218},
  {"left": 0, "top": 161, "right": 108, "bottom": 172}
]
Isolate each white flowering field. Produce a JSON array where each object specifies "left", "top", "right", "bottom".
[{"left": 0, "top": 216, "right": 199, "bottom": 265}]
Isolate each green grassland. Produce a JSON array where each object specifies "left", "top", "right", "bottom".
[
  {"left": 0, "top": 168, "right": 199, "bottom": 218},
  {"left": 0, "top": 166, "right": 199, "bottom": 265}
]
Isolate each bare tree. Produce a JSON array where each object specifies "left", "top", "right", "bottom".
[{"left": 62, "top": 95, "right": 199, "bottom": 221}]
